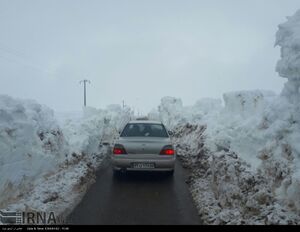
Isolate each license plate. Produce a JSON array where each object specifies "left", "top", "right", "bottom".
[{"left": 132, "top": 162, "right": 155, "bottom": 169}]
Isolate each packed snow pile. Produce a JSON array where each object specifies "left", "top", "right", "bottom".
[
  {"left": 0, "top": 95, "right": 133, "bottom": 223},
  {"left": 204, "top": 90, "right": 279, "bottom": 169},
  {"left": 222, "top": 90, "right": 276, "bottom": 115},
  {"left": 172, "top": 124, "right": 300, "bottom": 224},
  {"left": 156, "top": 91, "right": 278, "bottom": 168},
  {"left": 276, "top": 9, "right": 300, "bottom": 104},
  {"left": 0, "top": 95, "right": 67, "bottom": 209},
  {"left": 154, "top": 96, "right": 222, "bottom": 130},
  {"left": 60, "top": 104, "right": 133, "bottom": 156},
  {"left": 163, "top": 89, "right": 300, "bottom": 224},
  {"left": 157, "top": 96, "right": 187, "bottom": 129},
  {"left": 271, "top": 9, "right": 300, "bottom": 212}
]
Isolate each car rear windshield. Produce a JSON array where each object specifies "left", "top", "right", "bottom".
[{"left": 120, "top": 123, "right": 169, "bottom": 138}]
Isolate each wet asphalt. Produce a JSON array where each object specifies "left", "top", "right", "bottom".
[{"left": 67, "top": 157, "right": 202, "bottom": 225}]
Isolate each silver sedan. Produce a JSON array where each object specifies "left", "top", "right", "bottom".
[{"left": 111, "top": 120, "right": 176, "bottom": 175}]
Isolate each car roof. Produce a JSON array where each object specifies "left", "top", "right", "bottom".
[{"left": 128, "top": 120, "right": 163, "bottom": 125}]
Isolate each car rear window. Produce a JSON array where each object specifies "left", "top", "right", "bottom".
[{"left": 120, "top": 123, "right": 169, "bottom": 138}]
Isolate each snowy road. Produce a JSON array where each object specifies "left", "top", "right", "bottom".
[{"left": 66, "top": 158, "right": 202, "bottom": 225}]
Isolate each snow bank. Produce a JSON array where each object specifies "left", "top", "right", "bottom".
[
  {"left": 61, "top": 104, "right": 133, "bottom": 156},
  {"left": 161, "top": 88, "right": 300, "bottom": 222},
  {"left": 156, "top": 91, "right": 277, "bottom": 168},
  {"left": 276, "top": 9, "right": 300, "bottom": 104},
  {"left": 272, "top": 9, "right": 300, "bottom": 211},
  {"left": 0, "top": 95, "right": 67, "bottom": 208},
  {"left": 223, "top": 90, "right": 276, "bottom": 116},
  {"left": 157, "top": 97, "right": 187, "bottom": 130},
  {"left": 0, "top": 95, "right": 133, "bottom": 223},
  {"left": 6, "top": 146, "right": 110, "bottom": 223},
  {"left": 205, "top": 90, "right": 278, "bottom": 169},
  {"left": 173, "top": 124, "right": 300, "bottom": 224},
  {"left": 154, "top": 96, "right": 222, "bottom": 130}
]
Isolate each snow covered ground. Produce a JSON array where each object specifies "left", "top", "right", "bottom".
[
  {"left": 0, "top": 95, "right": 133, "bottom": 223},
  {"left": 147, "top": 9, "right": 300, "bottom": 225}
]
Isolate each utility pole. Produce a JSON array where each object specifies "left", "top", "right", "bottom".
[{"left": 79, "top": 79, "right": 91, "bottom": 107}]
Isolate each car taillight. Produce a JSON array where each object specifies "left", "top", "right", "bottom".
[
  {"left": 160, "top": 145, "right": 175, "bottom": 155},
  {"left": 113, "top": 144, "right": 127, "bottom": 155}
]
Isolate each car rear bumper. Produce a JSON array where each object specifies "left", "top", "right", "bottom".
[{"left": 111, "top": 155, "right": 176, "bottom": 171}]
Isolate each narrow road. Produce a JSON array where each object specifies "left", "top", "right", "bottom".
[{"left": 67, "top": 158, "right": 202, "bottom": 225}]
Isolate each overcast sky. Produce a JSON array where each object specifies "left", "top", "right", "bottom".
[{"left": 0, "top": 0, "right": 300, "bottom": 114}]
